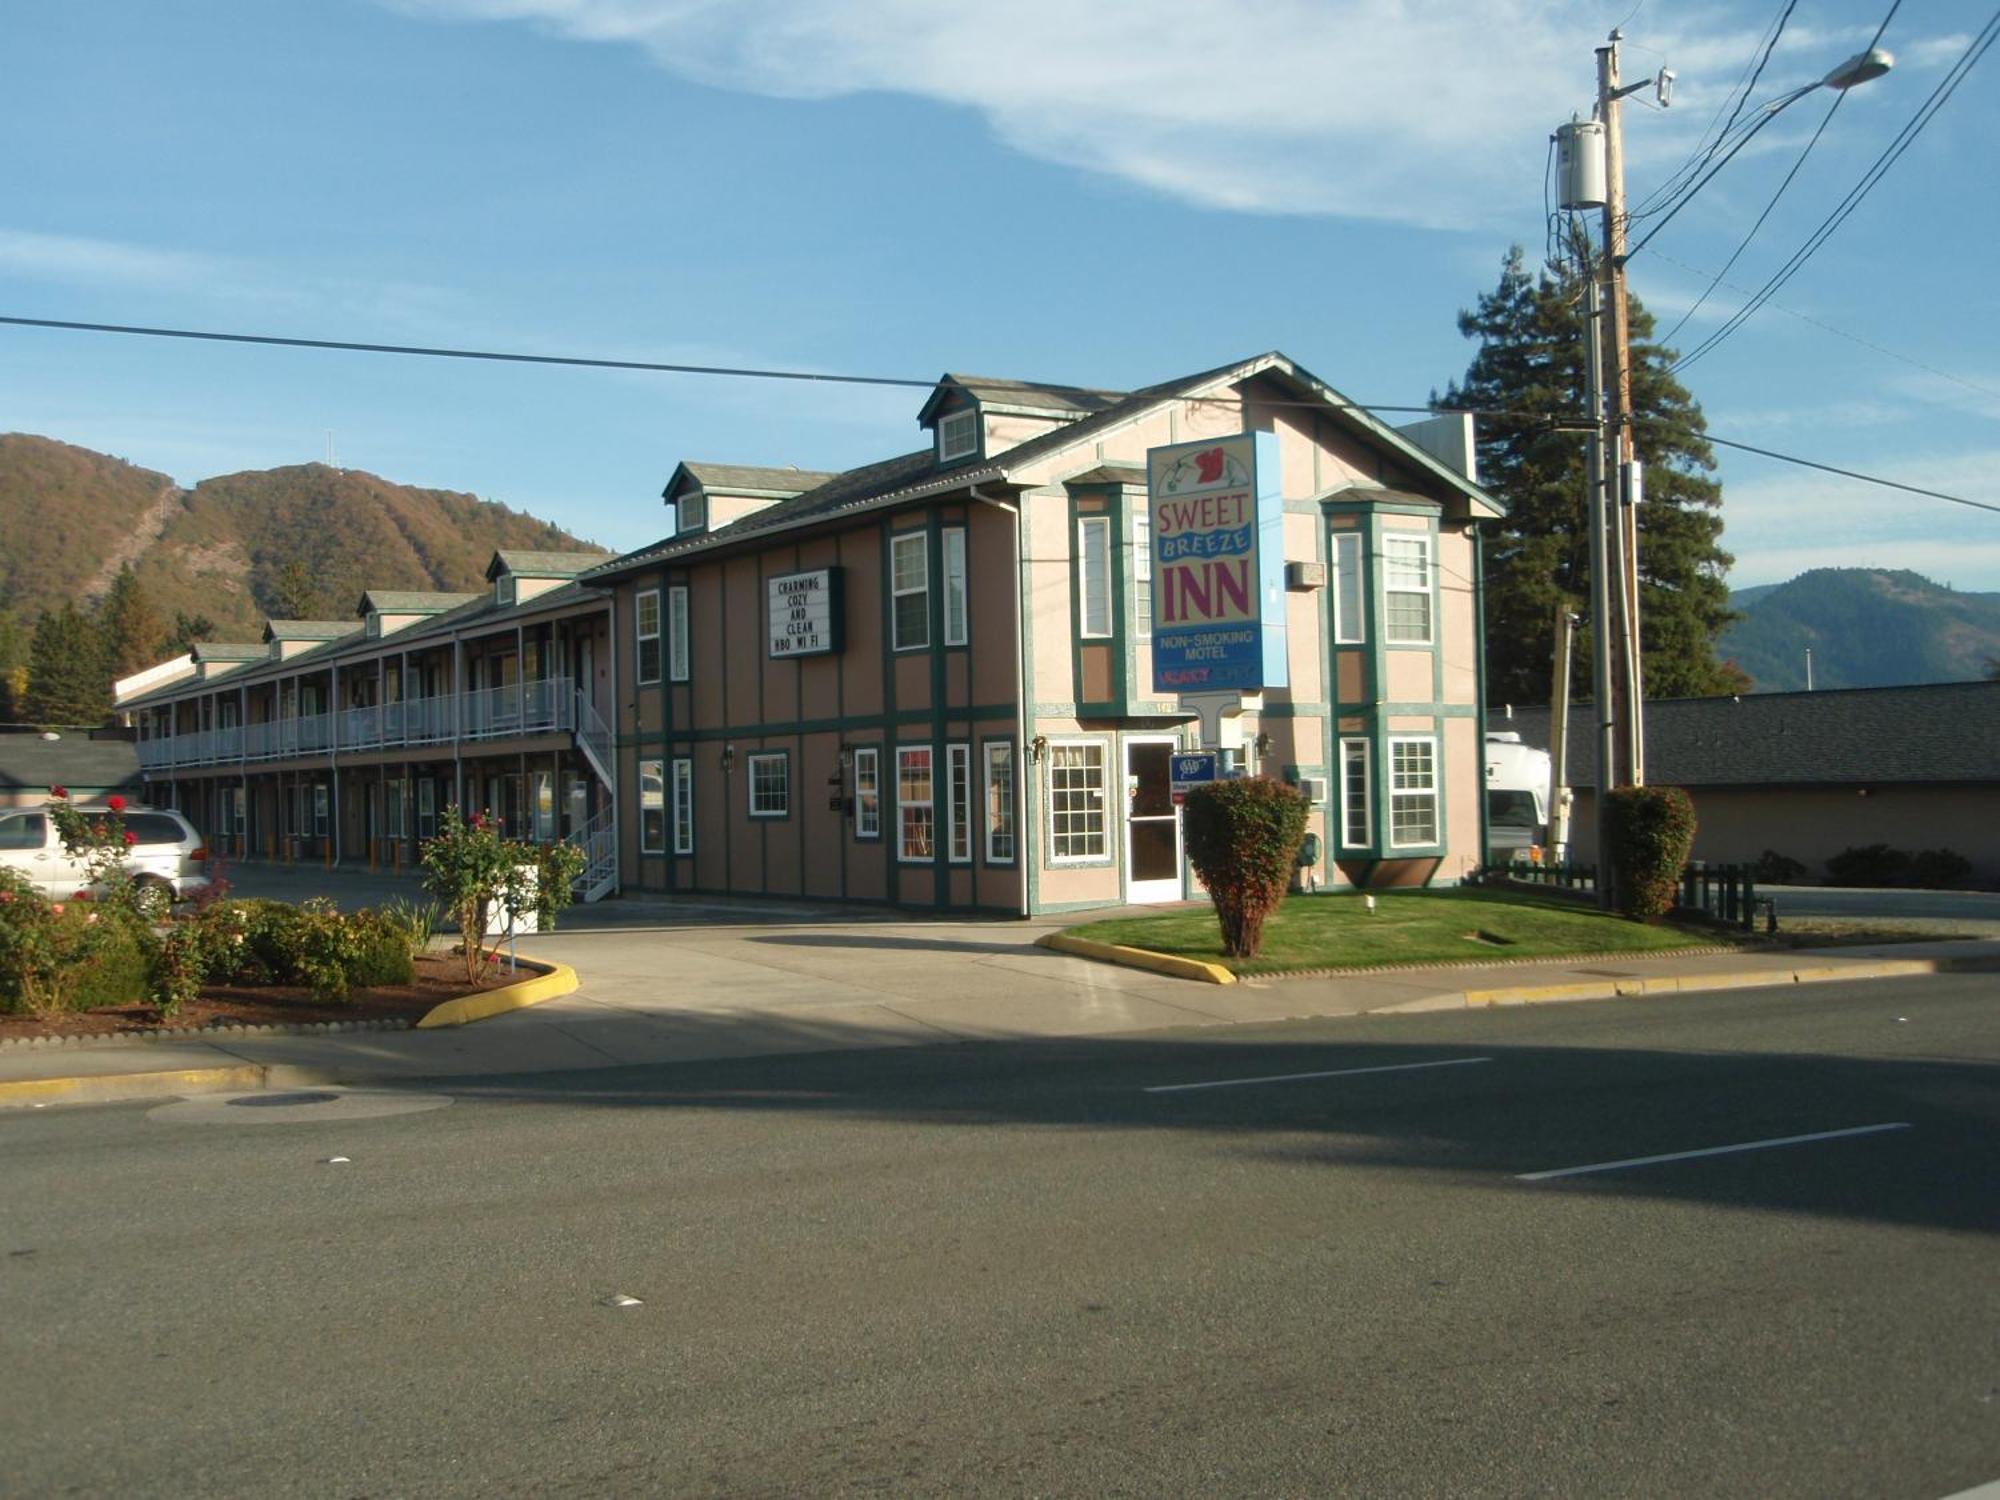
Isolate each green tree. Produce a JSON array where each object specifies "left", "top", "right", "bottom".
[
  {"left": 167, "top": 610, "right": 218, "bottom": 655},
  {"left": 97, "top": 564, "right": 168, "bottom": 678},
  {"left": 0, "top": 608, "right": 25, "bottom": 721},
  {"left": 271, "top": 559, "right": 323, "bottom": 620},
  {"left": 1439, "top": 246, "right": 1745, "bottom": 706},
  {"left": 23, "top": 603, "right": 112, "bottom": 726}
]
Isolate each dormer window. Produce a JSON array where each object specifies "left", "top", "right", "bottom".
[
  {"left": 496, "top": 575, "right": 517, "bottom": 607},
  {"left": 365, "top": 614, "right": 383, "bottom": 639},
  {"left": 937, "top": 408, "right": 979, "bottom": 464},
  {"left": 678, "top": 491, "right": 708, "bottom": 534}
]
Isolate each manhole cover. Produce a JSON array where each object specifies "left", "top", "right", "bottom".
[
  {"left": 150, "top": 1087, "right": 453, "bottom": 1126},
  {"left": 228, "top": 1091, "right": 343, "bottom": 1108}
]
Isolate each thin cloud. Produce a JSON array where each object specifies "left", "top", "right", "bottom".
[{"left": 0, "top": 228, "right": 236, "bottom": 290}]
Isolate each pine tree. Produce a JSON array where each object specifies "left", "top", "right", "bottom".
[
  {"left": 167, "top": 610, "right": 218, "bottom": 655},
  {"left": 271, "top": 559, "right": 323, "bottom": 620},
  {"left": 0, "top": 609, "right": 23, "bottom": 721},
  {"left": 23, "top": 603, "right": 112, "bottom": 727},
  {"left": 1440, "top": 246, "right": 1745, "bottom": 706},
  {"left": 98, "top": 564, "right": 168, "bottom": 678}
]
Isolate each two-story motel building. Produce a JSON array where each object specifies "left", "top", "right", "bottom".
[{"left": 121, "top": 351, "right": 1500, "bottom": 917}]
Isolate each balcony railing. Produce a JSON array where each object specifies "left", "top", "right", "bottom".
[{"left": 136, "top": 678, "right": 598, "bottom": 769}]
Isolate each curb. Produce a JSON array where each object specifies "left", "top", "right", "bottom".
[
  {"left": 415, "top": 956, "right": 579, "bottom": 1027},
  {"left": 0, "top": 1061, "right": 337, "bottom": 1110},
  {"left": 1377, "top": 953, "right": 1990, "bottom": 1014},
  {"left": 1036, "top": 933, "right": 1235, "bottom": 985}
]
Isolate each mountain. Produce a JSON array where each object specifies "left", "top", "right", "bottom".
[
  {"left": 0, "top": 434, "right": 606, "bottom": 639},
  {"left": 1720, "top": 568, "right": 2000, "bottom": 692}
]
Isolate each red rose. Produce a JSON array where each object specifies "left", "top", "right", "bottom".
[
  {"left": 74, "top": 889, "right": 94, "bottom": 902},
  {"left": 107, "top": 795, "right": 126, "bottom": 813},
  {"left": 50, "top": 785, "right": 67, "bottom": 799},
  {"left": 123, "top": 830, "right": 139, "bottom": 846}
]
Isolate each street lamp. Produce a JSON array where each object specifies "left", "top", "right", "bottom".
[{"left": 1560, "top": 30, "right": 1892, "bottom": 903}]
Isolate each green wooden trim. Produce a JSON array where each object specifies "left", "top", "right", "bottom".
[
  {"left": 929, "top": 516, "right": 949, "bottom": 907},
  {"left": 834, "top": 531, "right": 849, "bottom": 899},
  {"left": 879, "top": 520, "right": 898, "bottom": 906}
]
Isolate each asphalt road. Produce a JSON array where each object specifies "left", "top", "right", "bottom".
[{"left": 3, "top": 976, "right": 1996, "bottom": 1497}]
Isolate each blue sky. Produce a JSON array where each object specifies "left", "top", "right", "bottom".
[{"left": 4, "top": 0, "right": 1995, "bottom": 589}]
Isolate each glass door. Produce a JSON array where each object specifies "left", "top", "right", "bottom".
[{"left": 1123, "top": 737, "right": 1183, "bottom": 903}]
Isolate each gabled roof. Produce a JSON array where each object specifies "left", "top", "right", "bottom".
[
  {"left": 262, "top": 620, "right": 359, "bottom": 643},
  {"left": 915, "top": 373, "right": 1125, "bottom": 427},
  {"left": 357, "top": 590, "right": 479, "bottom": 616},
  {"left": 1509, "top": 680, "right": 2000, "bottom": 787},
  {"left": 484, "top": 549, "right": 612, "bottom": 582},
  {"left": 589, "top": 350, "right": 1504, "bottom": 582},
  {"left": 190, "top": 642, "right": 268, "bottom": 662},
  {"left": 663, "top": 462, "right": 838, "bottom": 501}
]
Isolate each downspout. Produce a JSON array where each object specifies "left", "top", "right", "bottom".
[
  {"left": 971, "top": 484, "right": 1029, "bottom": 919},
  {"left": 1472, "top": 524, "right": 1490, "bottom": 884}
]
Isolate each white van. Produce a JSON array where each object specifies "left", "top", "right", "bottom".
[
  {"left": 0, "top": 804, "right": 212, "bottom": 909},
  {"left": 1485, "top": 732, "right": 1552, "bottom": 867}
]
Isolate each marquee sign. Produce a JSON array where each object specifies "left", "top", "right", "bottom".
[
  {"left": 1146, "top": 431, "right": 1288, "bottom": 693},
  {"left": 767, "top": 567, "right": 843, "bottom": 658}
]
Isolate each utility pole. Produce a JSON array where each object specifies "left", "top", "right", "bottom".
[
  {"left": 1548, "top": 607, "right": 1576, "bottom": 863},
  {"left": 1597, "top": 30, "right": 1645, "bottom": 790},
  {"left": 1584, "top": 278, "right": 1617, "bottom": 909}
]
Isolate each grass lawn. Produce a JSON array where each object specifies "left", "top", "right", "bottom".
[{"left": 1065, "top": 887, "right": 1731, "bottom": 975}]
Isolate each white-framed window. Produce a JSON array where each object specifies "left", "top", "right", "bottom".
[
  {"left": 984, "top": 741, "right": 1015, "bottom": 863},
  {"left": 1383, "top": 535, "right": 1433, "bottom": 645},
  {"left": 1132, "top": 505, "right": 1152, "bottom": 637},
  {"left": 668, "top": 585, "right": 690, "bottom": 682},
  {"left": 747, "top": 751, "right": 789, "bottom": 818},
  {"left": 678, "top": 491, "right": 707, "bottom": 534},
  {"left": 1077, "top": 515, "right": 1112, "bottom": 638},
  {"left": 671, "top": 758, "right": 694, "bottom": 854},
  {"left": 946, "top": 742, "right": 972, "bottom": 863},
  {"left": 496, "top": 575, "right": 517, "bottom": 607},
  {"left": 1332, "top": 531, "right": 1364, "bottom": 644},
  {"left": 853, "top": 747, "right": 881, "bottom": 839},
  {"left": 417, "top": 778, "right": 436, "bottom": 839},
  {"left": 1048, "top": 740, "right": 1108, "bottom": 861},
  {"left": 313, "top": 784, "right": 329, "bottom": 838},
  {"left": 1340, "top": 737, "right": 1372, "bottom": 848},
  {"left": 636, "top": 589, "right": 662, "bottom": 684},
  {"left": 942, "top": 527, "right": 968, "bottom": 646},
  {"left": 891, "top": 531, "right": 929, "bottom": 651},
  {"left": 640, "top": 757, "right": 665, "bottom": 852},
  {"left": 938, "top": 408, "right": 979, "bottom": 463},
  {"left": 1389, "top": 736, "right": 1439, "bottom": 847},
  {"left": 897, "top": 746, "right": 934, "bottom": 862}
]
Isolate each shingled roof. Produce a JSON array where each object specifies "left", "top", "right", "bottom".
[
  {"left": 1508, "top": 680, "right": 2000, "bottom": 787},
  {"left": 671, "top": 462, "right": 839, "bottom": 496}
]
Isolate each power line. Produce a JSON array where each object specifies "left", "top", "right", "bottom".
[
  {"left": 1672, "top": 9, "right": 2000, "bottom": 374},
  {"left": 3, "top": 310, "right": 1992, "bottom": 516}
]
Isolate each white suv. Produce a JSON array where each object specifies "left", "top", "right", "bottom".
[{"left": 0, "top": 804, "right": 212, "bottom": 908}]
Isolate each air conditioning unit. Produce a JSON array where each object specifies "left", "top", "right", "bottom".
[
  {"left": 1296, "top": 776, "right": 1329, "bottom": 805},
  {"left": 1285, "top": 560, "right": 1326, "bottom": 591}
]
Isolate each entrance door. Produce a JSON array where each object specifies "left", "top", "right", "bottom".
[{"left": 1124, "top": 738, "right": 1183, "bottom": 903}]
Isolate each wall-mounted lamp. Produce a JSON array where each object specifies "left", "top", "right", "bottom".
[
  {"left": 720, "top": 743, "right": 736, "bottom": 773},
  {"left": 837, "top": 745, "right": 854, "bottom": 772},
  {"left": 1030, "top": 735, "right": 1049, "bottom": 763},
  {"left": 1254, "top": 731, "right": 1272, "bottom": 757}
]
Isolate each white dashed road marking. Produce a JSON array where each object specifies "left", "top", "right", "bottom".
[
  {"left": 1518, "top": 1121, "right": 1912, "bottom": 1181},
  {"left": 1144, "top": 1056, "right": 1493, "bottom": 1094}
]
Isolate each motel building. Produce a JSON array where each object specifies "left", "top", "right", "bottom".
[
  {"left": 592, "top": 351, "right": 1502, "bottom": 916},
  {"left": 116, "top": 352, "right": 1500, "bottom": 918}
]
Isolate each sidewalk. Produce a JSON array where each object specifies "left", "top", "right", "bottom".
[{"left": 4, "top": 918, "right": 1996, "bottom": 1108}]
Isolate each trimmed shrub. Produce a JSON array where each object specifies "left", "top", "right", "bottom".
[
  {"left": 344, "top": 910, "right": 417, "bottom": 988},
  {"left": 1752, "top": 849, "right": 1808, "bottom": 885},
  {"left": 1825, "top": 843, "right": 1910, "bottom": 888},
  {"left": 1602, "top": 785, "right": 1697, "bottom": 920},
  {"left": 1909, "top": 847, "right": 1972, "bottom": 891},
  {"left": 0, "top": 873, "right": 149, "bottom": 1015},
  {"left": 1180, "top": 777, "right": 1311, "bottom": 959}
]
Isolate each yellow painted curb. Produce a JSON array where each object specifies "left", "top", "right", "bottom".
[
  {"left": 1037, "top": 933, "right": 1236, "bottom": 985},
  {"left": 0, "top": 1064, "right": 272, "bottom": 1108},
  {"left": 416, "top": 956, "right": 579, "bottom": 1028}
]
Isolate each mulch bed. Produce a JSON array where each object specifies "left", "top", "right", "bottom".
[{"left": 0, "top": 952, "right": 524, "bottom": 1042}]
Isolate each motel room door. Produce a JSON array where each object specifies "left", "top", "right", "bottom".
[{"left": 1124, "top": 737, "right": 1183, "bottom": 904}]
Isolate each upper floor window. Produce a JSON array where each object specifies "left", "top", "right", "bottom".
[
  {"left": 891, "top": 531, "right": 929, "bottom": 651},
  {"left": 943, "top": 527, "right": 968, "bottom": 646},
  {"left": 1077, "top": 515, "right": 1112, "bottom": 639},
  {"left": 1384, "top": 535, "right": 1433, "bottom": 645},
  {"left": 678, "top": 491, "right": 707, "bottom": 534},
  {"left": 937, "top": 408, "right": 978, "bottom": 464},
  {"left": 668, "top": 585, "right": 690, "bottom": 682},
  {"left": 635, "top": 590, "right": 662, "bottom": 684},
  {"left": 496, "top": 575, "right": 517, "bottom": 607},
  {"left": 1131, "top": 506, "right": 1153, "bottom": 637},
  {"left": 1332, "top": 531, "right": 1364, "bottom": 644}
]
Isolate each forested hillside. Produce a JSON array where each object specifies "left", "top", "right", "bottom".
[
  {"left": 0, "top": 434, "right": 604, "bottom": 639},
  {"left": 1721, "top": 569, "right": 2000, "bottom": 691}
]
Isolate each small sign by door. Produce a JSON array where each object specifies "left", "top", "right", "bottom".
[{"left": 1169, "top": 752, "right": 1218, "bottom": 805}]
